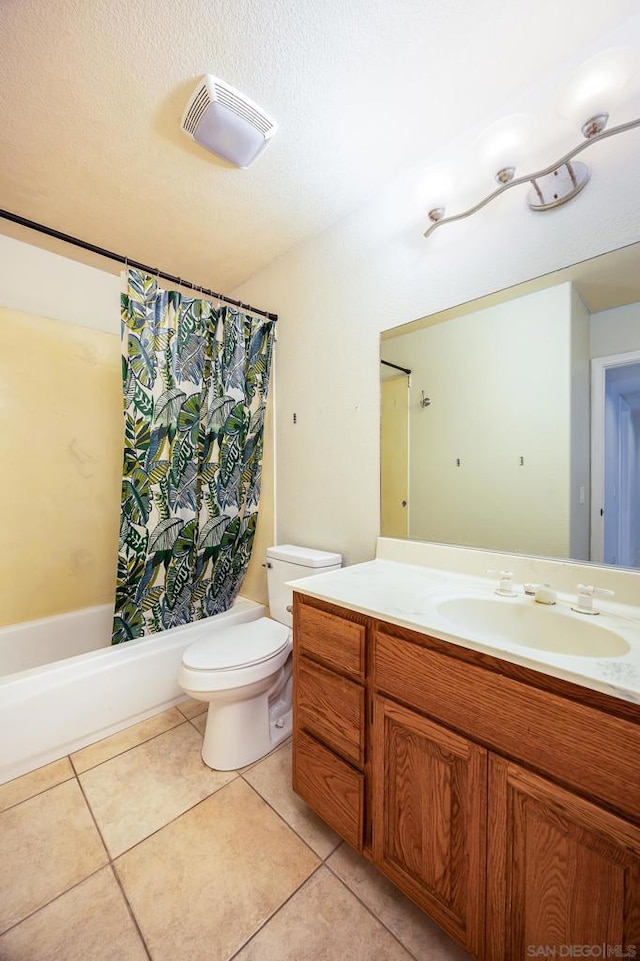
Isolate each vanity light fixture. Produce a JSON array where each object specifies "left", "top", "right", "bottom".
[{"left": 423, "top": 113, "right": 640, "bottom": 238}]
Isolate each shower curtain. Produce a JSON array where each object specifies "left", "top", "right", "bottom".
[{"left": 112, "top": 269, "right": 275, "bottom": 643}]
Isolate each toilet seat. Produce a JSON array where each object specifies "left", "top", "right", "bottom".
[
  {"left": 179, "top": 617, "right": 292, "bottom": 695},
  {"left": 182, "top": 617, "right": 290, "bottom": 672}
]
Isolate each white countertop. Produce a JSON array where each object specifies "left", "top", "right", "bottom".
[{"left": 289, "top": 559, "right": 640, "bottom": 705}]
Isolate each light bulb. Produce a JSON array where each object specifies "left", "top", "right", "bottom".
[
  {"left": 474, "top": 114, "right": 533, "bottom": 181},
  {"left": 558, "top": 47, "right": 635, "bottom": 124},
  {"left": 419, "top": 163, "right": 458, "bottom": 217}
]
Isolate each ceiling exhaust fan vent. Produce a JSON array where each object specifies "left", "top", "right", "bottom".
[{"left": 180, "top": 75, "right": 278, "bottom": 168}]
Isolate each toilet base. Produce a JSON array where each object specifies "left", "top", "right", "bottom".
[{"left": 200, "top": 662, "right": 292, "bottom": 770}]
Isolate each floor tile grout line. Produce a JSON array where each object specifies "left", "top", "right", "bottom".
[
  {"left": 176, "top": 706, "right": 207, "bottom": 722},
  {"left": 2, "top": 707, "right": 201, "bottom": 805},
  {"left": 70, "top": 713, "right": 189, "bottom": 776},
  {"left": 0, "top": 768, "right": 112, "bottom": 938},
  {"left": 99, "top": 762, "right": 311, "bottom": 956},
  {"left": 0, "top": 863, "right": 108, "bottom": 939},
  {"left": 323, "top": 857, "right": 426, "bottom": 961},
  {"left": 0, "top": 769, "right": 76, "bottom": 816},
  {"left": 5, "top": 716, "right": 285, "bottom": 799},
  {"left": 3, "top": 707, "right": 201, "bottom": 808},
  {"left": 0, "top": 728, "right": 288, "bottom": 817},
  {"left": 102, "top": 766, "right": 312, "bottom": 959},
  {"left": 87, "top": 737, "right": 296, "bottom": 863},
  {"left": 233, "top": 735, "right": 292, "bottom": 777},
  {"left": 0, "top": 860, "right": 154, "bottom": 960},
  {"left": 1, "top": 752, "right": 236, "bottom": 949},
  {"left": 109, "top": 863, "right": 154, "bottom": 961},
  {"left": 225, "top": 862, "right": 327, "bottom": 961},
  {"left": 240, "top": 775, "right": 340, "bottom": 863},
  {"left": 1, "top": 706, "right": 196, "bottom": 798},
  {"left": 73, "top": 760, "right": 115, "bottom": 862},
  {"left": 187, "top": 715, "right": 206, "bottom": 735},
  {"left": 107, "top": 771, "right": 241, "bottom": 861},
  {"left": 73, "top": 757, "right": 162, "bottom": 960}
]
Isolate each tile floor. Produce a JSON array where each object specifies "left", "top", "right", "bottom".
[{"left": 0, "top": 700, "right": 471, "bottom": 961}]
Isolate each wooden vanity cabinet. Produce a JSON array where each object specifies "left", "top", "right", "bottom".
[
  {"left": 292, "top": 597, "right": 368, "bottom": 852},
  {"left": 292, "top": 593, "right": 640, "bottom": 959}
]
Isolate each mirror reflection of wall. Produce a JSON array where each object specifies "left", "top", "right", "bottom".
[
  {"left": 380, "top": 243, "right": 640, "bottom": 571},
  {"left": 380, "top": 373, "right": 409, "bottom": 539}
]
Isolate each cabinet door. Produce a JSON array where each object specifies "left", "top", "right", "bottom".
[
  {"left": 372, "top": 696, "right": 487, "bottom": 957},
  {"left": 487, "top": 755, "right": 640, "bottom": 960}
]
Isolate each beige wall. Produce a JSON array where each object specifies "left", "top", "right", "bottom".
[
  {"left": 0, "top": 307, "right": 123, "bottom": 626},
  {"left": 0, "top": 233, "right": 120, "bottom": 334},
  {"left": 0, "top": 234, "right": 275, "bottom": 623},
  {"left": 590, "top": 301, "right": 640, "bottom": 358}
]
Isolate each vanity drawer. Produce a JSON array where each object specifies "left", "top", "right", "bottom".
[
  {"left": 293, "top": 730, "right": 364, "bottom": 851},
  {"left": 374, "top": 627, "right": 640, "bottom": 822},
  {"left": 296, "top": 602, "right": 365, "bottom": 680},
  {"left": 297, "top": 656, "right": 365, "bottom": 766}
]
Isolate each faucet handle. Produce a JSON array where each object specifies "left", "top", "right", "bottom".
[
  {"left": 572, "top": 584, "right": 615, "bottom": 615},
  {"left": 487, "top": 569, "right": 517, "bottom": 597}
]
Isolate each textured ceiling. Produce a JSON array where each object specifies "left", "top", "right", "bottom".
[{"left": 1, "top": 0, "right": 639, "bottom": 296}]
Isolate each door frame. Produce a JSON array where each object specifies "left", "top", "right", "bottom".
[
  {"left": 590, "top": 349, "right": 640, "bottom": 563},
  {"left": 380, "top": 373, "right": 410, "bottom": 538}
]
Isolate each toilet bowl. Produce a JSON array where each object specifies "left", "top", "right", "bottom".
[
  {"left": 178, "top": 544, "right": 341, "bottom": 770},
  {"left": 179, "top": 617, "right": 292, "bottom": 770}
]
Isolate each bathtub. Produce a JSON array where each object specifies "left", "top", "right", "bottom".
[{"left": 0, "top": 597, "right": 264, "bottom": 785}]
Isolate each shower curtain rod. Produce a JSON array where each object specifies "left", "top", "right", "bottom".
[
  {"left": 0, "top": 209, "right": 278, "bottom": 322},
  {"left": 381, "top": 359, "right": 411, "bottom": 375}
]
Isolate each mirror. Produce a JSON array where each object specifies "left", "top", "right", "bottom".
[{"left": 380, "top": 241, "right": 640, "bottom": 570}]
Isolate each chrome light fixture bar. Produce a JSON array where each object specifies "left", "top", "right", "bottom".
[{"left": 424, "top": 114, "right": 640, "bottom": 238}]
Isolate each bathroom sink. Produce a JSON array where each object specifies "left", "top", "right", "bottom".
[{"left": 435, "top": 596, "right": 630, "bottom": 658}]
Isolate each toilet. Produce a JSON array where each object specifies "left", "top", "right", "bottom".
[{"left": 178, "top": 544, "right": 342, "bottom": 770}]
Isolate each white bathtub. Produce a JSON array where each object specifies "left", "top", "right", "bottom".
[
  {"left": 0, "top": 597, "right": 264, "bottom": 785},
  {"left": 0, "top": 604, "right": 115, "bottom": 676}
]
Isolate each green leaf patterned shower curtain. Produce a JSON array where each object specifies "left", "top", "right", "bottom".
[{"left": 112, "top": 269, "right": 275, "bottom": 643}]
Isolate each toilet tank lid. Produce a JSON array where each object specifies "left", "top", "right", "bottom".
[
  {"left": 266, "top": 545, "right": 342, "bottom": 568},
  {"left": 182, "top": 618, "right": 290, "bottom": 671}
]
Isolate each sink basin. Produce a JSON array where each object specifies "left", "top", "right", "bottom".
[{"left": 436, "top": 596, "right": 630, "bottom": 658}]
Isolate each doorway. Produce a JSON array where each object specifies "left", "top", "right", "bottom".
[
  {"left": 591, "top": 352, "right": 640, "bottom": 567},
  {"left": 380, "top": 374, "right": 409, "bottom": 538}
]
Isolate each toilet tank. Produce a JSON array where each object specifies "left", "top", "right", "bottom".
[{"left": 266, "top": 545, "right": 342, "bottom": 627}]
